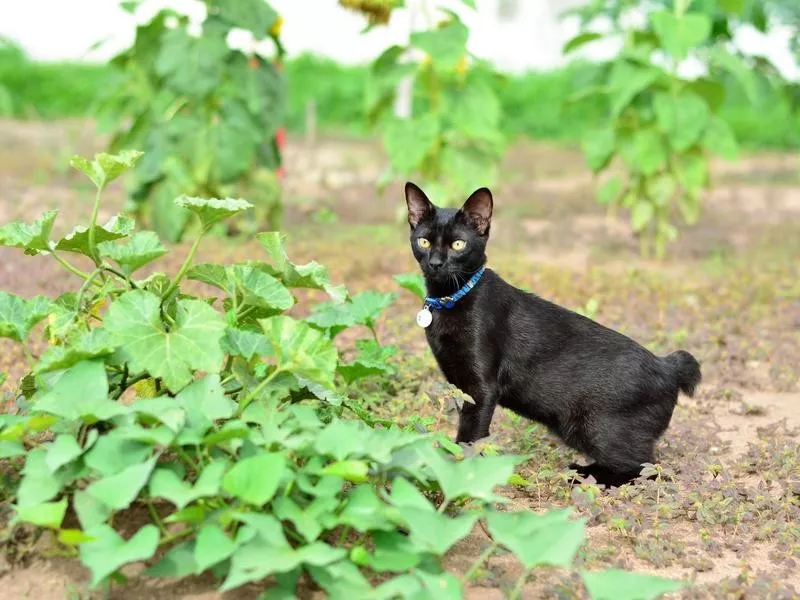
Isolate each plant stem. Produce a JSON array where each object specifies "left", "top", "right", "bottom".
[
  {"left": 158, "top": 526, "right": 194, "bottom": 547},
  {"left": 75, "top": 268, "right": 104, "bottom": 312},
  {"left": 461, "top": 542, "right": 497, "bottom": 583},
  {"left": 510, "top": 569, "right": 531, "bottom": 600},
  {"left": 163, "top": 227, "right": 207, "bottom": 300},
  {"left": 146, "top": 500, "right": 168, "bottom": 535},
  {"left": 236, "top": 367, "right": 282, "bottom": 415},
  {"left": 88, "top": 186, "right": 103, "bottom": 264},
  {"left": 102, "top": 265, "right": 137, "bottom": 289},
  {"left": 51, "top": 252, "right": 90, "bottom": 279},
  {"left": 437, "top": 497, "right": 450, "bottom": 514}
]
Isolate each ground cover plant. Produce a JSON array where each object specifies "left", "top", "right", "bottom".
[{"left": 0, "top": 150, "right": 690, "bottom": 598}]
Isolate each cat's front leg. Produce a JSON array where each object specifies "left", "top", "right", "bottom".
[{"left": 455, "top": 396, "right": 497, "bottom": 443}]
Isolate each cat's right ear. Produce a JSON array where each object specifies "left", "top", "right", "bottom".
[{"left": 405, "top": 182, "right": 434, "bottom": 228}]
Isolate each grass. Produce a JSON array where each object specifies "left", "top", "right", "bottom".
[{"left": 1, "top": 44, "right": 798, "bottom": 150}]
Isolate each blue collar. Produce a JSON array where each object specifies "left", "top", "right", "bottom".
[{"left": 424, "top": 267, "right": 486, "bottom": 310}]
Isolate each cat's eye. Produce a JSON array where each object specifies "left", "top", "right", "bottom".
[
  {"left": 451, "top": 240, "right": 467, "bottom": 251},
  {"left": 417, "top": 238, "right": 431, "bottom": 249}
]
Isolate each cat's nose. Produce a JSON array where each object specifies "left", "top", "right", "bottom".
[{"left": 428, "top": 257, "right": 444, "bottom": 270}]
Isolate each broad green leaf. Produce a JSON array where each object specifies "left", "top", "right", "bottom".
[
  {"left": 17, "top": 448, "right": 74, "bottom": 507},
  {"left": 0, "top": 292, "right": 53, "bottom": 342},
  {"left": 228, "top": 264, "right": 294, "bottom": 312},
  {"left": 597, "top": 176, "right": 624, "bottom": 206},
  {"left": 83, "top": 433, "right": 152, "bottom": 477},
  {"left": 393, "top": 273, "right": 426, "bottom": 300},
  {"left": 195, "top": 524, "right": 238, "bottom": 572},
  {"left": 149, "top": 460, "right": 226, "bottom": 509},
  {"left": 35, "top": 328, "right": 116, "bottom": 375},
  {"left": 33, "top": 360, "right": 126, "bottom": 422},
  {"left": 259, "top": 316, "right": 338, "bottom": 386},
  {"left": 563, "top": 31, "right": 603, "bottom": 54},
  {"left": 631, "top": 201, "right": 655, "bottom": 232},
  {"left": 44, "top": 434, "right": 84, "bottom": 473},
  {"left": 222, "top": 328, "right": 272, "bottom": 360},
  {"left": 314, "top": 419, "right": 420, "bottom": 463},
  {"left": 70, "top": 150, "right": 143, "bottom": 190},
  {"left": 54, "top": 215, "right": 134, "bottom": 256},
  {"left": 702, "top": 116, "right": 738, "bottom": 160},
  {"left": 347, "top": 291, "right": 396, "bottom": 329},
  {"left": 174, "top": 196, "right": 253, "bottom": 229},
  {"left": 720, "top": 0, "right": 745, "bottom": 14},
  {"left": 410, "top": 19, "right": 469, "bottom": 70},
  {"left": 486, "top": 509, "right": 586, "bottom": 569},
  {"left": 0, "top": 440, "right": 24, "bottom": 458},
  {"left": 131, "top": 396, "right": 186, "bottom": 432},
  {"left": 383, "top": 114, "right": 441, "bottom": 175},
  {"left": 155, "top": 28, "right": 228, "bottom": 98},
  {"left": 306, "top": 302, "right": 356, "bottom": 337},
  {"left": 104, "top": 291, "right": 226, "bottom": 393},
  {"left": 98, "top": 231, "right": 167, "bottom": 274},
  {"left": 351, "top": 530, "right": 422, "bottom": 572},
  {"left": 335, "top": 484, "right": 395, "bottom": 532},
  {"left": 398, "top": 506, "right": 477, "bottom": 555},
  {"left": 14, "top": 498, "right": 68, "bottom": 529},
  {"left": 322, "top": 459, "right": 370, "bottom": 483},
  {"left": 447, "top": 78, "right": 502, "bottom": 140},
  {"left": 256, "top": 232, "right": 348, "bottom": 302},
  {"left": 653, "top": 91, "right": 710, "bottom": 152},
  {"left": 582, "top": 127, "right": 616, "bottom": 173},
  {"left": 273, "top": 495, "right": 337, "bottom": 542},
  {"left": 651, "top": 11, "right": 712, "bottom": 60},
  {"left": 619, "top": 129, "right": 667, "bottom": 175},
  {"left": 0, "top": 210, "right": 57, "bottom": 255},
  {"left": 337, "top": 339, "right": 397, "bottom": 384},
  {"left": 210, "top": 0, "right": 279, "bottom": 37},
  {"left": 677, "top": 152, "right": 708, "bottom": 194},
  {"left": 58, "top": 529, "right": 95, "bottom": 546},
  {"left": 609, "top": 63, "right": 660, "bottom": 117},
  {"left": 79, "top": 524, "right": 160, "bottom": 587},
  {"left": 581, "top": 569, "right": 686, "bottom": 600},
  {"left": 307, "top": 561, "right": 372, "bottom": 598},
  {"left": 686, "top": 78, "right": 726, "bottom": 111},
  {"left": 425, "top": 451, "right": 521, "bottom": 501},
  {"left": 85, "top": 456, "right": 158, "bottom": 510},
  {"left": 186, "top": 263, "right": 231, "bottom": 292},
  {"left": 416, "top": 570, "right": 463, "bottom": 600},
  {"left": 146, "top": 540, "right": 197, "bottom": 578},
  {"left": 390, "top": 477, "right": 436, "bottom": 511},
  {"left": 176, "top": 374, "right": 236, "bottom": 430},
  {"left": 74, "top": 489, "right": 112, "bottom": 530},
  {"left": 222, "top": 452, "right": 286, "bottom": 506}
]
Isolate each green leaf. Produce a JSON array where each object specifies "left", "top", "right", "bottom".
[
  {"left": 176, "top": 374, "right": 236, "bottom": 431},
  {"left": 410, "top": 19, "right": 469, "bottom": 70},
  {"left": 0, "top": 210, "right": 57, "bottom": 255},
  {"left": 686, "top": 78, "right": 726, "bottom": 111},
  {"left": 33, "top": 360, "right": 127, "bottom": 422},
  {"left": 720, "top": 0, "right": 745, "bottom": 14},
  {"left": 582, "top": 127, "right": 616, "bottom": 173},
  {"left": 651, "top": 11, "right": 712, "bottom": 60},
  {"left": 416, "top": 570, "right": 463, "bottom": 600},
  {"left": 398, "top": 506, "right": 477, "bottom": 555},
  {"left": 259, "top": 316, "right": 338, "bottom": 386},
  {"left": 70, "top": 150, "right": 143, "bottom": 190},
  {"left": 631, "top": 201, "right": 655, "bottom": 232},
  {"left": 337, "top": 339, "right": 396, "bottom": 384},
  {"left": 174, "top": 196, "right": 254, "bottom": 229},
  {"left": 322, "top": 459, "right": 369, "bottom": 483},
  {"left": 17, "top": 448, "right": 73, "bottom": 507},
  {"left": 155, "top": 28, "right": 229, "bottom": 98},
  {"left": 74, "top": 490, "right": 112, "bottom": 530},
  {"left": 228, "top": 264, "right": 294, "bottom": 312},
  {"left": 487, "top": 509, "right": 586, "bottom": 569},
  {"left": 393, "top": 273, "right": 426, "bottom": 300},
  {"left": 677, "top": 152, "right": 708, "bottom": 194},
  {"left": 186, "top": 263, "right": 231, "bottom": 292},
  {"left": 619, "top": 129, "right": 667, "bottom": 175},
  {"left": 383, "top": 114, "right": 441, "bottom": 175},
  {"left": 222, "top": 328, "right": 272, "bottom": 360},
  {"left": 563, "top": 31, "right": 604, "bottom": 54},
  {"left": 653, "top": 91, "right": 710, "bottom": 152},
  {"left": 597, "top": 176, "right": 624, "bottom": 206},
  {"left": 85, "top": 456, "right": 158, "bottom": 510},
  {"left": 347, "top": 291, "right": 396, "bottom": 329},
  {"left": 44, "top": 434, "right": 84, "bottom": 473},
  {"left": 0, "top": 292, "right": 53, "bottom": 342},
  {"left": 222, "top": 452, "right": 286, "bottom": 506},
  {"left": 702, "top": 116, "right": 738, "bottom": 160},
  {"left": 83, "top": 433, "right": 151, "bottom": 477},
  {"left": 98, "top": 231, "right": 167, "bottom": 275},
  {"left": 256, "top": 232, "right": 348, "bottom": 302},
  {"left": 425, "top": 451, "right": 521, "bottom": 502},
  {"left": 273, "top": 495, "right": 336, "bottom": 543},
  {"left": 149, "top": 460, "right": 227, "bottom": 509},
  {"left": 79, "top": 524, "right": 160, "bottom": 587},
  {"left": 104, "top": 291, "right": 226, "bottom": 393},
  {"left": 581, "top": 569, "right": 686, "bottom": 600},
  {"left": 146, "top": 540, "right": 197, "bottom": 578},
  {"left": 194, "top": 524, "right": 238, "bottom": 572},
  {"left": 35, "top": 328, "right": 117, "bottom": 375},
  {"left": 14, "top": 498, "right": 68, "bottom": 529},
  {"left": 351, "top": 531, "right": 422, "bottom": 572},
  {"left": 314, "top": 419, "right": 420, "bottom": 464},
  {"left": 391, "top": 477, "right": 435, "bottom": 511},
  {"left": 210, "top": 0, "right": 278, "bottom": 37},
  {"left": 131, "top": 397, "right": 186, "bottom": 432},
  {"left": 609, "top": 63, "right": 660, "bottom": 117},
  {"left": 54, "top": 215, "right": 135, "bottom": 256},
  {"left": 335, "top": 484, "right": 395, "bottom": 532}
]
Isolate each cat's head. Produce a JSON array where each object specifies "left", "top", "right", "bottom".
[{"left": 404, "top": 182, "right": 493, "bottom": 283}]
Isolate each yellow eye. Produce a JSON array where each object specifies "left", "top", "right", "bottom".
[
  {"left": 417, "top": 237, "right": 431, "bottom": 249},
  {"left": 451, "top": 240, "right": 466, "bottom": 251}
]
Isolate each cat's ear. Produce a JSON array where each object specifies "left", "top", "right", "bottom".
[
  {"left": 460, "top": 187, "right": 493, "bottom": 235},
  {"left": 405, "top": 182, "right": 434, "bottom": 228}
]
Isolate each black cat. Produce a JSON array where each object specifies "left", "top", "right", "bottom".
[{"left": 404, "top": 182, "right": 701, "bottom": 487}]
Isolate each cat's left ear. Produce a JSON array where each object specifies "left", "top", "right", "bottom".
[{"left": 460, "top": 187, "right": 493, "bottom": 235}]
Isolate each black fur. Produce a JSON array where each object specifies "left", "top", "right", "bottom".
[{"left": 404, "top": 182, "right": 702, "bottom": 487}]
